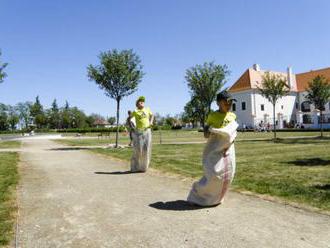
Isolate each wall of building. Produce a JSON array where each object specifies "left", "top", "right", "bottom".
[
  {"left": 231, "top": 89, "right": 298, "bottom": 128},
  {"left": 230, "top": 89, "right": 254, "bottom": 128}
]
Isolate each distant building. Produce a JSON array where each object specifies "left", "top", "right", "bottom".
[
  {"left": 228, "top": 64, "right": 330, "bottom": 129},
  {"left": 93, "top": 119, "right": 111, "bottom": 128}
]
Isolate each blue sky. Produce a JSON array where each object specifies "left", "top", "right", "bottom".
[{"left": 1, "top": 0, "right": 330, "bottom": 121}]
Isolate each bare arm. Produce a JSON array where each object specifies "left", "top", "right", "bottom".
[{"left": 149, "top": 114, "right": 154, "bottom": 128}]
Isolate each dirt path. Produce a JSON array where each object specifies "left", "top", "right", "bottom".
[{"left": 16, "top": 139, "right": 330, "bottom": 248}]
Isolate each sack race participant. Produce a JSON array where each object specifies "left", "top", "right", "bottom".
[
  {"left": 130, "top": 96, "right": 154, "bottom": 172},
  {"left": 187, "top": 91, "right": 238, "bottom": 207}
]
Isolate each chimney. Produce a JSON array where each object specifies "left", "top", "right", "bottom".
[
  {"left": 253, "top": 64, "right": 260, "bottom": 71},
  {"left": 287, "top": 66, "right": 296, "bottom": 90}
]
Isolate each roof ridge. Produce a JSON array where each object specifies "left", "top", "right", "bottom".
[{"left": 296, "top": 67, "right": 330, "bottom": 75}]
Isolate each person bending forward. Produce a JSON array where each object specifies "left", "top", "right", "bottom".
[{"left": 187, "top": 91, "right": 238, "bottom": 207}]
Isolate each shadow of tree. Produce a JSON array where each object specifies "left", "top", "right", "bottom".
[
  {"left": 314, "top": 184, "right": 330, "bottom": 190},
  {"left": 94, "top": 171, "right": 145, "bottom": 175},
  {"left": 48, "top": 147, "right": 91, "bottom": 151},
  {"left": 273, "top": 137, "right": 330, "bottom": 144},
  {"left": 286, "top": 158, "right": 330, "bottom": 166},
  {"left": 149, "top": 200, "right": 209, "bottom": 211}
]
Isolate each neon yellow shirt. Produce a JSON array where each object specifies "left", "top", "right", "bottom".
[
  {"left": 206, "top": 111, "right": 236, "bottom": 128},
  {"left": 132, "top": 107, "right": 153, "bottom": 130}
]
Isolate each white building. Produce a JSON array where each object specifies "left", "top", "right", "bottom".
[{"left": 228, "top": 64, "right": 330, "bottom": 129}]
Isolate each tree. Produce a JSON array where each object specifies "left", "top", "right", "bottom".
[
  {"left": 87, "top": 49, "right": 144, "bottom": 147},
  {"left": 30, "top": 96, "right": 46, "bottom": 128},
  {"left": 16, "top": 102, "right": 32, "bottom": 129},
  {"left": 61, "top": 101, "right": 71, "bottom": 129},
  {"left": 0, "top": 50, "right": 8, "bottom": 84},
  {"left": 7, "top": 105, "right": 19, "bottom": 130},
  {"left": 184, "top": 96, "right": 207, "bottom": 127},
  {"left": 48, "top": 99, "right": 60, "bottom": 129},
  {"left": 306, "top": 75, "right": 330, "bottom": 137},
  {"left": 185, "top": 62, "right": 229, "bottom": 126},
  {"left": 257, "top": 72, "right": 289, "bottom": 140},
  {"left": 0, "top": 104, "right": 9, "bottom": 131},
  {"left": 107, "top": 116, "right": 116, "bottom": 125}
]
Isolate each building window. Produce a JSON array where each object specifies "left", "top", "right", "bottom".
[
  {"left": 295, "top": 102, "right": 299, "bottom": 109},
  {"left": 301, "top": 101, "right": 311, "bottom": 112},
  {"left": 261, "top": 104, "right": 264, "bottom": 111},
  {"left": 281, "top": 105, "right": 284, "bottom": 110},
  {"left": 232, "top": 103, "right": 236, "bottom": 112},
  {"left": 242, "top": 102, "right": 246, "bottom": 111}
]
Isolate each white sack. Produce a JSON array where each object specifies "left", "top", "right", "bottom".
[
  {"left": 130, "top": 129, "right": 152, "bottom": 172},
  {"left": 187, "top": 121, "right": 239, "bottom": 206}
]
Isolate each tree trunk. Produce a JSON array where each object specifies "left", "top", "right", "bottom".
[
  {"left": 115, "top": 98, "right": 120, "bottom": 148},
  {"left": 320, "top": 110, "right": 323, "bottom": 138},
  {"left": 273, "top": 103, "right": 276, "bottom": 140}
]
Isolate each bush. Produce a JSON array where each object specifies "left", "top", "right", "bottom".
[{"left": 56, "top": 126, "right": 126, "bottom": 133}]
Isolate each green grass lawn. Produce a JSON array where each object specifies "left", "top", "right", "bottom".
[
  {"left": 80, "top": 137, "right": 330, "bottom": 211},
  {"left": 0, "top": 141, "right": 21, "bottom": 149},
  {"left": 56, "top": 130, "right": 330, "bottom": 147},
  {"left": 0, "top": 152, "right": 19, "bottom": 246}
]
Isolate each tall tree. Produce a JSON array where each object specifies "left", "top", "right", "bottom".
[
  {"left": 61, "top": 101, "right": 71, "bottom": 129},
  {"left": 0, "top": 103, "right": 9, "bottom": 131},
  {"left": 0, "top": 50, "right": 8, "bottom": 84},
  {"left": 16, "top": 102, "right": 32, "bottom": 129},
  {"left": 306, "top": 75, "right": 330, "bottom": 137},
  {"left": 257, "top": 72, "right": 289, "bottom": 140},
  {"left": 185, "top": 62, "right": 229, "bottom": 126},
  {"left": 87, "top": 49, "right": 144, "bottom": 147},
  {"left": 7, "top": 105, "right": 19, "bottom": 130},
  {"left": 48, "top": 99, "right": 60, "bottom": 129},
  {"left": 30, "top": 96, "right": 46, "bottom": 128}
]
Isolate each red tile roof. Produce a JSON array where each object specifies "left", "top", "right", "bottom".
[{"left": 295, "top": 67, "right": 330, "bottom": 92}]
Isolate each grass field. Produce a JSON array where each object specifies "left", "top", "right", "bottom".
[
  {"left": 57, "top": 130, "right": 330, "bottom": 147},
  {"left": 0, "top": 141, "right": 21, "bottom": 149},
  {"left": 0, "top": 152, "right": 19, "bottom": 246},
  {"left": 56, "top": 134, "right": 330, "bottom": 211}
]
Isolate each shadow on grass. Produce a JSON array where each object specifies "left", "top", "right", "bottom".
[
  {"left": 48, "top": 147, "right": 92, "bottom": 151},
  {"left": 314, "top": 184, "right": 330, "bottom": 190},
  {"left": 149, "top": 200, "right": 208, "bottom": 211},
  {"left": 94, "top": 171, "right": 145, "bottom": 175},
  {"left": 274, "top": 137, "right": 330, "bottom": 144},
  {"left": 286, "top": 158, "right": 330, "bottom": 166}
]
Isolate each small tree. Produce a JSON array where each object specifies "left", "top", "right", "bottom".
[
  {"left": 185, "top": 62, "right": 229, "bottom": 126},
  {"left": 184, "top": 96, "right": 207, "bottom": 128},
  {"left": 87, "top": 49, "right": 144, "bottom": 147},
  {"left": 306, "top": 75, "right": 330, "bottom": 137},
  {"left": 0, "top": 50, "right": 8, "bottom": 84},
  {"left": 257, "top": 72, "right": 289, "bottom": 140},
  {"left": 107, "top": 116, "right": 116, "bottom": 125}
]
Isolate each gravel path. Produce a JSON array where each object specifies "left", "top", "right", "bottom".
[{"left": 16, "top": 139, "right": 330, "bottom": 248}]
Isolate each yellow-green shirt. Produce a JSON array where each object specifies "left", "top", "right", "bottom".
[
  {"left": 132, "top": 107, "right": 152, "bottom": 130},
  {"left": 206, "top": 111, "right": 236, "bottom": 128}
]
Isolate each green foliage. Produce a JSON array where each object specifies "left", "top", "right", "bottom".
[
  {"left": 185, "top": 62, "right": 229, "bottom": 126},
  {"left": 87, "top": 49, "right": 144, "bottom": 101},
  {"left": 306, "top": 75, "right": 330, "bottom": 111},
  {"left": 306, "top": 75, "right": 330, "bottom": 137},
  {"left": 258, "top": 72, "right": 289, "bottom": 105},
  {"left": 57, "top": 126, "right": 126, "bottom": 133},
  {"left": 87, "top": 49, "right": 144, "bottom": 147},
  {"left": 107, "top": 116, "right": 116, "bottom": 125},
  {"left": 257, "top": 72, "right": 289, "bottom": 139},
  {"left": 184, "top": 96, "right": 206, "bottom": 126},
  {"left": 0, "top": 50, "right": 8, "bottom": 84},
  {"left": 0, "top": 152, "right": 19, "bottom": 245}
]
